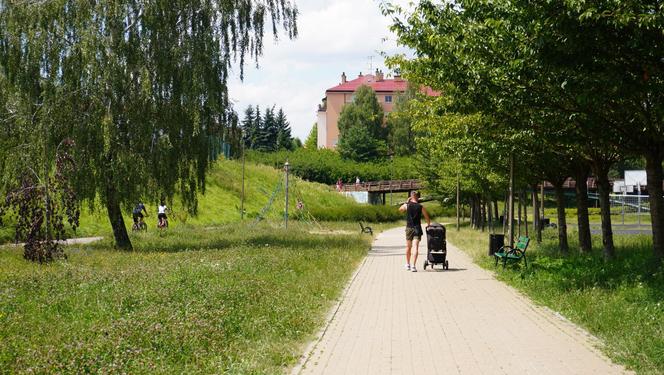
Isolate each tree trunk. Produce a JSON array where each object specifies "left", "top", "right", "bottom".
[
  {"left": 596, "top": 170, "right": 615, "bottom": 260},
  {"left": 470, "top": 197, "right": 475, "bottom": 229},
  {"left": 456, "top": 176, "right": 460, "bottom": 231},
  {"left": 493, "top": 200, "right": 499, "bottom": 224},
  {"left": 487, "top": 196, "right": 494, "bottom": 233},
  {"left": 503, "top": 191, "right": 508, "bottom": 235},
  {"left": 574, "top": 167, "right": 592, "bottom": 253},
  {"left": 532, "top": 185, "right": 540, "bottom": 242},
  {"left": 517, "top": 190, "right": 522, "bottom": 237},
  {"left": 508, "top": 154, "right": 515, "bottom": 247},
  {"left": 553, "top": 183, "right": 569, "bottom": 254},
  {"left": 645, "top": 150, "right": 664, "bottom": 264},
  {"left": 106, "top": 186, "right": 132, "bottom": 250},
  {"left": 481, "top": 198, "right": 486, "bottom": 232},
  {"left": 524, "top": 190, "right": 528, "bottom": 236}
]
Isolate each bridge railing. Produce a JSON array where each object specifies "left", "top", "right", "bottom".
[{"left": 335, "top": 179, "right": 422, "bottom": 193}]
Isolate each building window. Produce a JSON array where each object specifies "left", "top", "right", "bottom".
[{"left": 385, "top": 95, "right": 392, "bottom": 103}]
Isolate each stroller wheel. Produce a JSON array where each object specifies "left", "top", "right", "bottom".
[
  {"left": 423, "top": 261, "right": 428, "bottom": 270},
  {"left": 445, "top": 260, "right": 449, "bottom": 270}
]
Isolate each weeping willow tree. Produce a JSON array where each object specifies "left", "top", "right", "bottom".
[{"left": 0, "top": 0, "right": 298, "bottom": 250}]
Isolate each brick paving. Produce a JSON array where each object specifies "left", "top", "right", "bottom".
[{"left": 292, "top": 227, "right": 631, "bottom": 375}]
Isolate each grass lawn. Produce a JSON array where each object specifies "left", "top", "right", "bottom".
[
  {"left": 446, "top": 224, "right": 664, "bottom": 374},
  {"left": 0, "top": 221, "right": 380, "bottom": 374}
]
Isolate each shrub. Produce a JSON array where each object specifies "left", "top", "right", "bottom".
[
  {"left": 246, "top": 149, "right": 419, "bottom": 185},
  {"left": 300, "top": 205, "right": 403, "bottom": 223}
]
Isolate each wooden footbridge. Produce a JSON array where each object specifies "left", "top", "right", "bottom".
[
  {"left": 334, "top": 179, "right": 422, "bottom": 205},
  {"left": 337, "top": 179, "right": 422, "bottom": 193}
]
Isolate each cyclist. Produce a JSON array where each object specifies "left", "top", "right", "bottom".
[
  {"left": 157, "top": 200, "right": 169, "bottom": 228},
  {"left": 132, "top": 202, "right": 149, "bottom": 228}
]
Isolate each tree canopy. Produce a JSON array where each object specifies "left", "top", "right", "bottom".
[
  {"left": 383, "top": 0, "right": 663, "bottom": 262},
  {"left": 241, "top": 105, "right": 293, "bottom": 152},
  {"left": 336, "top": 85, "right": 388, "bottom": 162},
  {"left": 0, "top": 0, "right": 299, "bottom": 250}
]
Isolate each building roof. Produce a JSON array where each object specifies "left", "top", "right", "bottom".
[{"left": 326, "top": 74, "right": 440, "bottom": 96}]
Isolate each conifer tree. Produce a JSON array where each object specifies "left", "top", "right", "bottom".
[
  {"left": 276, "top": 108, "right": 293, "bottom": 151},
  {"left": 260, "top": 106, "right": 278, "bottom": 151},
  {"left": 305, "top": 124, "right": 318, "bottom": 149},
  {"left": 242, "top": 106, "right": 257, "bottom": 149}
]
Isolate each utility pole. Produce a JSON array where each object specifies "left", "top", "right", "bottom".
[{"left": 284, "top": 161, "right": 290, "bottom": 229}]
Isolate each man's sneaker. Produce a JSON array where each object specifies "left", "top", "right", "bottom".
[
  {"left": 411, "top": 266, "right": 417, "bottom": 272},
  {"left": 404, "top": 263, "right": 411, "bottom": 271}
]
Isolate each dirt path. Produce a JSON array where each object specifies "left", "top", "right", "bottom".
[
  {"left": 292, "top": 227, "right": 631, "bottom": 375},
  {"left": 5, "top": 237, "right": 103, "bottom": 247}
]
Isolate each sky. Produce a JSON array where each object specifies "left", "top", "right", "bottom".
[{"left": 228, "top": 0, "right": 411, "bottom": 141}]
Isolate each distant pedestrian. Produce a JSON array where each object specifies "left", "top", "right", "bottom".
[
  {"left": 336, "top": 178, "right": 343, "bottom": 192},
  {"left": 355, "top": 176, "right": 360, "bottom": 185},
  {"left": 399, "top": 191, "right": 431, "bottom": 272}
]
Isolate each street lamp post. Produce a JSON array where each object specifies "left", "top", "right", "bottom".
[{"left": 240, "top": 142, "right": 245, "bottom": 220}]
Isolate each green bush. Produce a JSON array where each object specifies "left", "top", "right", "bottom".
[
  {"left": 300, "top": 205, "right": 403, "bottom": 223},
  {"left": 299, "top": 201, "right": 452, "bottom": 223},
  {"left": 246, "top": 149, "right": 419, "bottom": 185}
]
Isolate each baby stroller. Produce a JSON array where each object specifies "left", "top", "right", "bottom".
[{"left": 423, "top": 223, "right": 449, "bottom": 270}]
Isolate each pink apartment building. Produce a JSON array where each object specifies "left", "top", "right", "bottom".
[{"left": 317, "top": 69, "right": 439, "bottom": 149}]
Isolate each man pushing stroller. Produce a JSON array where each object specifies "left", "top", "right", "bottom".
[{"left": 399, "top": 190, "right": 431, "bottom": 272}]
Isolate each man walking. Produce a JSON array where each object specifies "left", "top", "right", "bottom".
[{"left": 399, "top": 191, "right": 431, "bottom": 272}]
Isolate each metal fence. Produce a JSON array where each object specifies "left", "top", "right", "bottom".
[{"left": 607, "top": 194, "right": 650, "bottom": 225}]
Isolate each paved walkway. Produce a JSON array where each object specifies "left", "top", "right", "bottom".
[{"left": 292, "top": 227, "right": 630, "bottom": 375}]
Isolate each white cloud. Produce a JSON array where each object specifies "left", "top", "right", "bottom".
[{"left": 228, "top": 0, "right": 413, "bottom": 141}]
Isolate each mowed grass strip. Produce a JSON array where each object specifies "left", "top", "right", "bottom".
[
  {"left": 446, "top": 225, "right": 664, "bottom": 374},
  {"left": 0, "top": 223, "right": 370, "bottom": 374}
]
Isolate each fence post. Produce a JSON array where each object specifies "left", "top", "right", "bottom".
[
  {"left": 622, "top": 193, "right": 625, "bottom": 225},
  {"left": 638, "top": 183, "right": 642, "bottom": 226}
]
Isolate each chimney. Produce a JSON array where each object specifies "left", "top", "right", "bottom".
[
  {"left": 394, "top": 68, "right": 402, "bottom": 81},
  {"left": 341, "top": 72, "right": 347, "bottom": 84},
  {"left": 376, "top": 69, "right": 384, "bottom": 82},
  {"left": 358, "top": 72, "right": 363, "bottom": 77}
]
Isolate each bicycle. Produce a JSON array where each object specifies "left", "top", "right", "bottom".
[
  {"left": 132, "top": 216, "right": 148, "bottom": 232},
  {"left": 157, "top": 215, "right": 169, "bottom": 231}
]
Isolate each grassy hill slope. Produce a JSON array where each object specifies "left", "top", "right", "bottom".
[{"left": 1, "top": 159, "right": 365, "bottom": 242}]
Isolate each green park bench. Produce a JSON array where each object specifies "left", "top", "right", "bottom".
[
  {"left": 494, "top": 235, "right": 530, "bottom": 268},
  {"left": 359, "top": 222, "right": 373, "bottom": 235}
]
